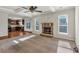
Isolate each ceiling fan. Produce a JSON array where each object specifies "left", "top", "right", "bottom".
[{"left": 21, "top": 6, "right": 43, "bottom": 13}]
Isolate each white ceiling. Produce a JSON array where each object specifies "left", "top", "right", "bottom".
[{"left": 0, "top": 6, "right": 74, "bottom": 17}]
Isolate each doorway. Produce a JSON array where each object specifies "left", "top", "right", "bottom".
[{"left": 8, "top": 18, "right": 25, "bottom": 38}]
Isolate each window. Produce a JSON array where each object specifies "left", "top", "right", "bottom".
[
  {"left": 26, "top": 21, "right": 31, "bottom": 29},
  {"left": 58, "top": 15, "right": 68, "bottom": 34},
  {"left": 35, "top": 18, "right": 40, "bottom": 31}
]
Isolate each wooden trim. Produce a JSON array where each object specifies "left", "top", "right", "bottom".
[
  {"left": 0, "top": 36, "right": 8, "bottom": 40},
  {"left": 53, "top": 37, "right": 75, "bottom": 42},
  {"left": 24, "top": 31, "right": 32, "bottom": 33}
]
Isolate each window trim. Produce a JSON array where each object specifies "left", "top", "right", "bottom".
[
  {"left": 26, "top": 21, "right": 31, "bottom": 29},
  {"left": 58, "top": 15, "right": 68, "bottom": 35},
  {"left": 25, "top": 20, "right": 32, "bottom": 31},
  {"left": 35, "top": 18, "right": 40, "bottom": 31}
]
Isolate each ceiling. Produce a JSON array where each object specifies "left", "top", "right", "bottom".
[{"left": 0, "top": 6, "right": 74, "bottom": 17}]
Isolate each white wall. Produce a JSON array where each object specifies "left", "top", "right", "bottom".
[
  {"left": 75, "top": 7, "right": 79, "bottom": 49},
  {"left": 0, "top": 13, "right": 8, "bottom": 37}
]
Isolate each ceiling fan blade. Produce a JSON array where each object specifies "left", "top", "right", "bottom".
[
  {"left": 33, "top": 6, "right": 37, "bottom": 9},
  {"left": 35, "top": 10, "right": 42, "bottom": 12},
  {"left": 22, "top": 7, "right": 27, "bottom": 9},
  {"left": 15, "top": 8, "right": 24, "bottom": 12}
]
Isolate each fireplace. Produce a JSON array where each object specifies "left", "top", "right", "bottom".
[
  {"left": 43, "top": 27, "right": 51, "bottom": 34},
  {"left": 41, "top": 23, "right": 53, "bottom": 37}
]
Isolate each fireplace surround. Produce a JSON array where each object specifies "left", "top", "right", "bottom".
[{"left": 40, "top": 23, "right": 53, "bottom": 37}]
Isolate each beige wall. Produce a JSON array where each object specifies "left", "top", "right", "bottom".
[
  {"left": 32, "top": 8, "right": 75, "bottom": 41},
  {"left": 52, "top": 8, "right": 75, "bottom": 40}
]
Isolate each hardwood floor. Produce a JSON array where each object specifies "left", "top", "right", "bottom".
[
  {"left": 0, "top": 35, "right": 76, "bottom": 53},
  {"left": 0, "top": 31, "right": 32, "bottom": 40},
  {"left": 8, "top": 31, "right": 31, "bottom": 38}
]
